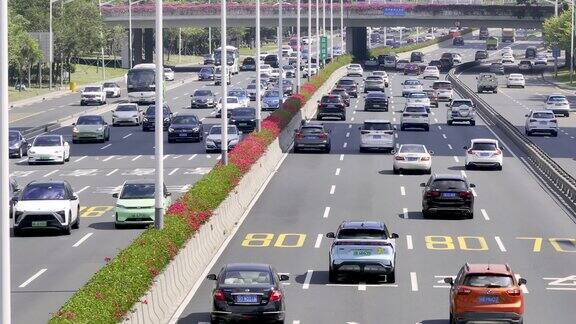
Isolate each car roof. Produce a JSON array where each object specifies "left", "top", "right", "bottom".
[
  {"left": 27, "top": 180, "right": 67, "bottom": 186},
  {"left": 339, "top": 221, "right": 386, "bottom": 230},
  {"left": 36, "top": 134, "right": 61, "bottom": 138},
  {"left": 364, "top": 119, "right": 391, "bottom": 123},
  {"left": 432, "top": 173, "right": 467, "bottom": 181},
  {"left": 123, "top": 179, "right": 155, "bottom": 185},
  {"left": 465, "top": 263, "right": 513, "bottom": 275},
  {"left": 509, "top": 73, "right": 524, "bottom": 77},
  {"left": 224, "top": 263, "right": 272, "bottom": 271},
  {"left": 531, "top": 110, "right": 555, "bottom": 114},
  {"left": 471, "top": 138, "right": 498, "bottom": 143}
]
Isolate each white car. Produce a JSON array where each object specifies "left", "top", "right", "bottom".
[
  {"left": 525, "top": 110, "right": 558, "bottom": 136},
  {"left": 535, "top": 54, "right": 548, "bottom": 66},
  {"left": 214, "top": 66, "right": 231, "bottom": 85},
  {"left": 401, "top": 106, "right": 431, "bottom": 131},
  {"left": 371, "top": 71, "right": 389, "bottom": 87},
  {"left": 432, "top": 80, "right": 453, "bottom": 101},
  {"left": 80, "top": 85, "right": 106, "bottom": 106},
  {"left": 401, "top": 79, "right": 423, "bottom": 97},
  {"left": 422, "top": 66, "right": 440, "bottom": 80},
  {"left": 28, "top": 134, "right": 70, "bottom": 165},
  {"left": 501, "top": 46, "right": 513, "bottom": 56},
  {"left": 246, "top": 83, "right": 265, "bottom": 101},
  {"left": 359, "top": 119, "right": 396, "bottom": 152},
  {"left": 406, "top": 92, "right": 431, "bottom": 108},
  {"left": 346, "top": 64, "right": 364, "bottom": 76},
  {"left": 303, "top": 64, "right": 319, "bottom": 77},
  {"left": 301, "top": 37, "right": 311, "bottom": 45},
  {"left": 464, "top": 138, "right": 503, "bottom": 170},
  {"left": 452, "top": 53, "right": 463, "bottom": 64},
  {"left": 506, "top": 73, "right": 525, "bottom": 88},
  {"left": 502, "top": 53, "right": 515, "bottom": 64},
  {"left": 163, "top": 67, "right": 175, "bottom": 81},
  {"left": 545, "top": 94, "right": 571, "bottom": 117},
  {"left": 393, "top": 144, "right": 433, "bottom": 174},
  {"left": 270, "top": 68, "right": 281, "bottom": 79},
  {"left": 425, "top": 34, "right": 434, "bottom": 41},
  {"left": 333, "top": 47, "right": 343, "bottom": 56},
  {"left": 112, "top": 103, "right": 141, "bottom": 126},
  {"left": 260, "top": 64, "right": 273, "bottom": 75},
  {"left": 215, "top": 96, "right": 243, "bottom": 117},
  {"left": 12, "top": 180, "right": 80, "bottom": 236},
  {"left": 102, "top": 82, "right": 121, "bottom": 98},
  {"left": 396, "top": 59, "right": 409, "bottom": 70},
  {"left": 205, "top": 125, "right": 240, "bottom": 153}
]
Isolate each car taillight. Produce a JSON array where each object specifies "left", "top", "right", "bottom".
[
  {"left": 421, "top": 156, "right": 431, "bottom": 161},
  {"left": 457, "top": 288, "right": 471, "bottom": 295},
  {"left": 295, "top": 133, "right": 304, "bottom": 139},
  {"left": 550, "top": 120, "right": 557, "bottom": 123},
  {"left": 395, "top": 156, "right": 405, "bottom": 160},
  {"left": 506, "top": 289, "right": 521, "bottom": 296},
  {"left": 319, "top": 133, "right": 328, "bottom": 139},
  {"left": 529, "top": 119, "right": 538, "bottom": 122},
  {"left": 269, "top": 289, "right": 282, "bottom": 302},
  {"left": 426, "top": 191, "right": 440, "bottom": 197},
  {"left": 467, "top": 149, "right": 474, "bottom": 154},
  {"left": 459, "top": 191, "right": 472, "bottom": 199},
  {"left": 494, "top": 149, "right": 502, "bottom": 155},
  {"left": 213, "top": 289, "right": 226, "bottom": 301}
]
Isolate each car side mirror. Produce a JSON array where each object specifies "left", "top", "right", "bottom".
[
  {"left": 518, "top": 278, "right": 527, "bottom": 285},
  {"left": 469, "top": 183, "right": 476, "bottom": 188},
  {"left": 27, "top": 143, "right": 32, "bottom": 149},
  {"left": 463, "top": 146, "right": 468, "bottom": 150},
  {"left": 420, "top": 183, "right": 426, "bottom": 187},
  {"left": 525, "top": 114, "right": 529, "bottom": 117},
  {"left": 279, "top": 274, "right": 290, "bottom": 281},
  {"left": 206, "top": 274, "right": 217, "bottom": 281},
  {"left": 112, "top": 193, "right": 119, "bottom": 198},
  {"left": 444, "top": 277, "right": 454, "bottom": 286},
  {"left": 72, "top": 194, "right": 79, "bottom": 201},
  {"left": 390, "top": 233, "right": 399, "bottom": 239},
  {"left": 11, "top": 196, "right": 18, "bottom": 203},
  {"left": 326, "top": 232, "right": 335, "bottom": 238}
]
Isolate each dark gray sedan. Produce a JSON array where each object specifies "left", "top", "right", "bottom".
[
  {"left": 9, "top": 130, "right": 28, "bottom": 158},
  {"left": 294, "top": 122, "right": 331, "bottom": 153}
]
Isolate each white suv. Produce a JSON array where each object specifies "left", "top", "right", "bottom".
[
  {"left": 401, "top": 106, "right": 431, "bottom": 131},
  {"left": 346, "top": 64, "right": 364, "bottom": 76},
  {"left": 359, "top": 120, "right": 396, "bottom": 152},
  {"left": 401, "top": 79, "right": 423, "bottom": 97},
  {"left": 422, "top": 66, "right": 440, "bottom": 80},
  {"left": 432, "top": 81, "right": 453, "bottom": 102},
  {"left": 525, "top": 110, "right": 558, "bottom": 137},
  {"left": 406, "top": 92, "right": 431, "bottom": 108},
  {"left": 80, "top": 85, "right": 106, "bottom": 106},
  {"left": 464, "top": 138, "right": 503, "bottom": 170},
  {"left": 447, "top": 99, "right": 476, "bottom": 126},
  {"left": 545, "top": 94, "right": 570, "bottom": 117}
]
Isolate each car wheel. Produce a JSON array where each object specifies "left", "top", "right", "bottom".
[
  {"left": 72, "top": 139, "right": 78, "bottom": 144},
  {"left": 210, "top": 319, "right": 221, "bottom": 324},
  {"left": 114, "top": 222, "right": 125, "bottom": 229},
  {"left": 424, "top": 125, "right": 430, "bottom": 132},
  {"left": 552, "top": 131, "right": 558, "bottom": 137},
  {"left": 387, "top": 271, "right": 395, "bottom": 283},
  {"left": 62, "top": 225, "right": 71, "bottom": 235},
  {"left": 426, "top": 168, "right": 432, "bottom": 175},
  {"left": 99, "top": 138, "right": 105, "bottom": 143},
  {"left": 328, "top": 269, "right": 337, "bottom": 283},
  {"left": 16, "top": 148, "right": 22, "bottom": 158},
  {"left": 466, "top": 211, "right": 474, "bottom": 219},
  {"left": 525, "top": 129, "right": 532, "bottom": 136},
  {"left": 470, "top": 121, "right": 476, "bottom": 126},
  {"left": 13, "top": 228, "right": 22, "bottom": 237},
  {"left": 359, "top": 147, "right": 365, "bottom": 153},
  {"left": 293, "top": 147, "right": 300, "bottom": 153},
  {"left": 317, "top": 116, "right": 322, "bottom": 121},
  {"left": 400, "top": 126, "right": 405, "bottom": 131},
  {"left": 447, "top": 120, "right": 453, "bottom": 126},
  {"left": 496, "top": 164, "right": 503, "bottom": 171},
  {"left": 72, "top": 211, "right": 80, "bottom": 229},
  {"left": 65, "top": 154, "right": 70, "bottom": 162},
  {"left": 325, "top": 145, "right": 331, "bottom": 153},
  {"left": 106, "top": 133, "right": 110, "bottom": 141},
  {"left": 393, "top": 167, "right": 399, "bottom": 174},
  {"left": 566, "top": 113, "right": 570, "bottom": 117},
  {"left": 493, "top": 90, "right": 498, "bottom": 93},
  {"left": 168, "top": 139, "right": 174, "bottom": 143}
]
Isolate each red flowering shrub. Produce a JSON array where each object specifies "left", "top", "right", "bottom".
[{"left": 229, "top": 135, "right": 268, "bottom": 173}]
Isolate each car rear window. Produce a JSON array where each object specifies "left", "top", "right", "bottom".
[
  {"left": 337, "top": 228, "right": 388, "bottom": 239},
  {"left": 84, "top": 87, "right": 101, "bottom": 92},
  {"left": 222, "top": 271, "right": 272, "bottom": 285},
  {"left": 77, "top": 116, "right": 103, "bottom": 125},
  {"left": 194, "top": 90, "right": 212, "bottom": 96},
  {"left": 472, "top": 142, "right": 497, "bottom": 151},
  {"left": 322, "top": 96, "right": 341, "bottom": 103},
  {"left": 301, "top": 127, "right": 324, "bottom": 134},
  {"left": 405, "top": 106, "right": 427, "bottom": 113},
  {"left": 171, "top": 115, "right": 198, "bottom": 124},
  {"left": 464, "top": 274, "right": 513, "bottom": 288},
  {"left": 231, "top": 108, "right": 255, "bottom": 117},
  {"left": 366, "top": 93, "right": 386, "bottom": 99},
  {"left": 116, "top": 105, "right": 138, "bottom": 112},
  {"left": 338, "top": 79, "right": 355, "bottom": 85},
  {"left": 431, "top": 180, "right": 467, "bottom": 190},
  {"left": 533, "top": 112, "right": 555, "bottom": 119},
  {"left": 432, "top": 82, "right": 452, "bottom": 89},
  {"left": 364, "top": 122, "right": 392, "bottom": 131},
  {"left": 548, "top": 96, "right": 567, "bottom": 102},
  {"left": 452, "top": 101, "right": 473, "bottom": 107},
  {"left": 410, "top": 93, "right": 427, "bottom": 99},
  {"left": 399, "top": 145, "right": 426, "bottom": 154},
  {"left": 404, "top": 80, "right": 421, "bottom": 86}
]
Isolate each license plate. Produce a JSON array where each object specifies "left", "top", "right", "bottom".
[
  {"left": 239, "top": 123, "right": 248, "bottom": 126},
  {"left": 235, "top": 295, "right": 258, "bottom": 303},
  {"left": 373, "top": 135, "right": 382, "bottom": 139},
  {"left": 478, "top": 295, "right": 499, "bottom": 304},
  {"left": 539, "top": 121, "right": 547, "bottom": 125},
  {"left": 407, "top": 157, "right": 418, "bottom": 161},
  {"left": 373, "top": 104, "right": 380, "bottom": 107},
  {"left": 442, "top": 192, "right": 457, "bottom": 198},
  {"left": 556, "top": 103, "right": 564, "bottom": 106},
  {"left": 179, "top": 133, "right": 188, "bottom": 137},
  {"left": 39, "top": 155, "right": 52, "bottom": 160},
  {"left": 479, "top": 153, "right": 491, "bottom": 157},
  {"left": 305, "top": 136, "right": 318, "bottom": 139},
  {"left": 31, "top": 221, "right": 47, "bottom": 227},
  {"left": 353, "top": 249, "right": 371, "bottom": 256}
]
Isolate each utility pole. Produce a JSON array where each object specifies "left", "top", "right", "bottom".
[
  {"left": 154, "top": 0, "right": 165, "bottom": 229},
  {"left": 221, "top": 0, "right": 229, "bottom": 165},
  {"left": 256, "top": 0, "right": 261, "bottom": 131},
  {"left": 296, "top": 0, "right": 301, "bottom": 92}
]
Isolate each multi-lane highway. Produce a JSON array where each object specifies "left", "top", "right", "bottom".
[{"left": 172, "top": 32, "right": 576, "bottom": 324}]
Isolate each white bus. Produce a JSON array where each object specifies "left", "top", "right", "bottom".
[
  {"left": 126, "top": 63, "right": 156, "bottom": 104},
  {"left": 215, "top": 45, "right": 240, "bottom": 75}
]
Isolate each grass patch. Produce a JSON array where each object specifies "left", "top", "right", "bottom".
[
  {"left": 165, "top": 54, "right": 203, "bottom": 66},
  {"left": 552, "top": 67, "right": 576, "bottom": 87},
  {"left": 239, "top": 44, "right": 278, "bottom": 56}
]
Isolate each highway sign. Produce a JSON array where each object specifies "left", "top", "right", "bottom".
[
  {"left": 320, "top": 36, "right": 328, "bottom": 60},
  {"left": 384, "top": 7, "right": 406, "bottom": 17}
]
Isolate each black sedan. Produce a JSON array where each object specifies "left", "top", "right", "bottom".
[
  {"left": 207, "top": 263, "right": 288, "bottom": 324},
  {"left": 9, "top": 129, "right": 28, "bottom": 158},
  {"left": 421, "top": 174, "right": 475, "bottom": 219},
  {"left": 167, "top": 114, "right": 203, "bottom": 143},
  {"left": 294, "top": 122, "right": 331, "bottom": 153},
  {"left": 330, "top": 88, "right": 350, "bottom": 106},
  {"left": 229, "top": 108, "right": 257, "bottom": 133},
  {"left": 364, "top": 92, "right": 389, "bottom": 111},
  {"left": 198, "top": 67, "right": 215, "bottom": 81},
  {"left": 142, "top": 104, "right": 173, "bottom": 131},
  {"left": 240, "top": 57, "right": 257, "bottom": 71}
]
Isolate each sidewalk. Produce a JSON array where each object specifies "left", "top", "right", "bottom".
[{"left": 542, "top": 70, "right": 576, "bottom": 94}]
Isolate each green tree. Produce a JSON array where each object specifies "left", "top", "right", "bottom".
[
  {"left": 8, "top": 8, "right": 44, "bottom": 85},
  {"left": 543, "top": 8, "right": 572, "bottom": 67}
]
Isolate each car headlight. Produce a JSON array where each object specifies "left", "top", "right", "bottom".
[
  {"left": 10, "top": 143, "right": 19, "bottom": 149},
  {"left": 28, "top": 150, "right": 35, "bottom": 155},
  {"left": 56, "top": 210, "right": 66, "bottom": 220},
  {"left": 205, "top": 140, "right": 215, "bottom": 146},
  {"left": 168, "top": 127, "right": 175, "bottom": 132},
  {"left": 73, "top": 127, "right": 79, "bottom": 133},
  {"left": 143, "top": 117, "right": 149, "bottom": 122},
  {"left": 229, "top": 139, "right": 239, "bottom": 145},
  {"left": 163, "top": 117, "right": 170, "bottom": 122},
  {"left": 97, "top": 126, "right": 103, "bottom": 131},
  {"left": 229, "top": 119, "right": 236, "bottom": 123},
  {"left": 192, "top": 127, "right": 199, "bottom": 132}
]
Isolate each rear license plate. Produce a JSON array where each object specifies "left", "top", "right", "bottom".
[
  {"left": 407, "top": 157, "right": 418, "bottom": 161},
  {"left": 239, "top": 122, "right": 248, "bottom": 126},
  {"left": 442, "top": 192, "right": 457, "bottom": 198},
  {"left": 179, "top": 133, "right": 188, "bottom": 137},
  {"left": 235, "top": 295, "right": 258, "bottom": 303},
  {"left": 39, "top": 155, "right": 51, "bottom": 160},
  {"left": 306, "top": 136, "right": 318, "bottom": 139},
  {"left": 31, "top": 221, "right": 47, "bottom": 227},
  {"left": 373, "top": 135, "right": 382, "bottom": 139},
  {"left": 353, "top": 249, "right": 371, "bottom": 256},
  {"left": 373, "top": 104, "right": 380, "bottom": 108},
  {"left": 556, "top": 103, "right": 564, "bottom": 106},
  {"left": 479, "top": 153, "right": 491, "bottom": 157},
  {"left": 539, "top": 121, "right": 547, "bottom": 125},
  {"left": 478, "top": 295, "right": 499, "bottom": 304}
]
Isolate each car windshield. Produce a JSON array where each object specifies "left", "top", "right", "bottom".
[
  {"left": 232, "top": 109, "right": 255, "bottom": 117},
  {"left": 431, "top": 179, "right": 467, "bottom": 190},
  {"left": 247, "top": 84, "right": 256, "bottom": 89},
  {"left": 464, "top": 275, "right": 513, "bottom": 288},
  {"left": 472, "top": 142, "right": 497, "bottom": 151},
  {"left": 400, "top": 145, "right": 426, "bottom": 154},
  {"left": 33, "top": 136, "right": 61, "bottom": 146},
  {"left": 404, "top": 80, "right": 421, "bottom": 86},
  {"left": 338, "top": 79, "right": 354, "bottom": 85},
  {"left": 433, "top": 82, "right": 452, "bottom": 89},
  {"left": 9, "top": 132, "right": 19, "bottom": 141},
  {"left": 398, "top": 60, "right": 409, "bottom": 64},
  {"left": 405, "top": 107, "right": 426, "bottom": 113},
  {"left": 228, "top": 91, "right": 246, "bottom": 97},
  {"left": 410, "top": 93, "right": 427, "bottom": 99},
  {"left": 210, "top": 126, "right": 238, "bottom": 135},
  {"left": 21, "top": 183, "right": 66, "bottom": 200},
  {"left": 103, "top": 83, "right": 116, "bottom": 88},
  {"left": 264, "top": 91, "right": 279, "bottom": 97},
  {"left": 425, "top": 67, "right": 437, "bottom": 71},
  {"left": 116, "top": 105, "right": 137, "bottom": 112},
  {"left": 491, "top": 63, "right": 503, "bottom": 67},
  {"left": 373, "top": 72, "right": 386, "bottom": 76},
  {"left": 480, "top": 74, "right": 496, "bottom": 81},
  {"left": 349, "top": 64, "right": 361, "bottom": 68},
  {"left": 226, "top": 97, "right": 239, "bottom": 103},
  {"left": 163, "top": 68, "right": 172, "bottom": 72},
  {"left": 146, "top": 106, "right": 170, "bottom": 114},
  {"left": 364, "top": 122, "right": 392, "bottom": 131},
  {"left": 366, "top": 93, "right": 385, "bottom": 99},
  {"left": 76, "top": 116, "right": 102, "bottom": 125},
  {"left": 120, "top": 183, "right": 155, "bottom": 199},
  {"left": 171, "top": 116, "right": 198, "bottom": 124},
  {"left": 84, "top": 87, "right": 100, "bottom": 92},
  {"left": 548, "top": 96, "right": 567, "bottom": 102},
  {"left": 243, "top": 58, "right": 255, "bottom": 64},
  {"left": 366, "top": 77, "right": 381, "bottom": 81},
  {"left": 200, "top": 68, "right": 213, "bottom": 73},
  {"left": 322, "top": 96, "right": 341, "bottom": 103},
  {"left": 222, "top": 270, "right": 272, "bottom": 285},
  {"left": 337, "top": 228, "right": 388, "bottom": 239},
  {"left": 532, "top": 112, "right": 555, "bottom": 119},
  {"left": 301, "top": 127, "right": 324, "bottom": 134},
  {"left": 194, "top": 90, "right": 212, "bottom": 96}
]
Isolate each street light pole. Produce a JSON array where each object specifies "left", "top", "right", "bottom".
[
  {"left": 49, "top": 0, "right": 53, "bottom": 90},
  {"left": 209, "top": 0, "right": 212, "bottom": 54},
  {"left": 98, "top": 0, "right": 106, "bottom": 81},
  {"left": 307, "top": 0, "right": 311, "bottom": 81},
  {"left": 0, "top": 0, "right": 11, "bottom": 322},
  {"left": 316, "top": 0, "right": 319, "bottom": 67},
  {"left": 296, "top": 0, "right": 301, "bottom": 92},
  {"left": 340, "top": 0, "right": 344, "bottom": 53},
  {"left": 322, "top": 0, "right": 326, "bottom": 65},
  {"left": 154, "top": 0, "right": 165, "bottom": 229},
  {"left": 571, "top": 0, "right": 574, "bottom": 84},
  {"left": 178, "top": 28, "right": 182, "bottom": 64},
  {"left": 129, "top": 0, "right": 132, "bottom": 68},
  {"left": 278, "top": 0, "right": 283, "bottom": 107},
  {"left": 256, "top": 0, "right": 261, "bottom": 132},
  {"left": 330, "top": 0, "right": 333, "bottom": 60},
  {"left": 221, "top": 0, "right": 229, "bottom": 165}
]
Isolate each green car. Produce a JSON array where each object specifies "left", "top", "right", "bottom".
[
  {"left": 113, "top": 180, "right": 172, "bottom": 228},
  {"left": 72, "top": 115, "right": 110, "bottom": 143}
]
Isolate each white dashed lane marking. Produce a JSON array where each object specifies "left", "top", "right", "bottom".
[
  {"left": 410, "top": 272, "right": 419, "bottom": 291},
  {"left": 495, "top": 236, "right": 507, "bottom": 252},
  {"left": 400, "top": 186, "right": 406, "bottom": 196},
  {"left": 302, "top": 270, "right": 313, "bottom": 289},
  {"left": 330, "top": 185, "right": 336, "bottom": 195},
  {"left": 323, "top": 207, "right": 331, "bottom": 218},
  {"left": 314, "top": 234, "right": 323, "bottom": 248},
  {"left": 406, "top": 235, "right": 413, "bottom": 250},
  {"left": 19, "top": 269, "right": 47, "bottom": 288},
  {"left": 481, "top": 209, "right": 490, "bottom": 220}
]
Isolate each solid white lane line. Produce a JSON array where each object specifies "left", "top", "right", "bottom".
[
  {"left": 437, "top": 125, "right": 442, "bottom": 130},
  {"left": 18, "top": 158, "right": 27, "bottom": 163},
  {"left": 106, "top": 168, "right": 119, "bottom": 176},
  {"left": 323, "top": 207, "right": 331, "bottom": 218},
  {"left": 434, "top": 118, "right": 439, "bottom": 123},
  {"left": 19, "top": 269, "right": 47, "bottom": 288},
  {"left": 394, "top": 133, "right": 398, "bottom": 139},
  {"left": 169, "top": 168, "right": 180, "bottom": 176},
  {"left": 132, "top": 155, "right": 142, "bottom": 161},
  {"left": 406, "top": 235, "right": 414, "bottom": 250},
  {"left": 453, "top": 156, "right": 460, "bottom": 163},
  {"left": 330, "top": 185, "right": 336, "bottom": 195},
  {"left": 302, "top": 270, "right": 313, "bottom": 289},
  {"left": 345, "top": 132, "right": 350, "bottom": 138},
  {"left": 314, "top": 234, "right": 323, "bottom": 248},
  {"left": 103, "top": 155, "right": 115, "bottom": 162},
  {"left": 339, "top": 154, "right": 344, "bottom": 161},
  {"left": 100, "top": 144, "right": 112, "bottom": 150},
  {"left": 76, "top": 186, "right": 90, "bottom": 194},
  {"left": 335, "top": 168, "right": 341, "bottom": 176},
  {"left": 43, "top": 170, "right": 59, "bottom": 178},
  {"left": 495, "top": 236, "right": 507, "bottom": 252},
  {"left": 410, "top": 272, "right": 419, "bottom": 291},
  {"left": 400, "top": 186, "right": 406, "bottom": 196},
  {"left": 343, "top": 142, "right": 347, "bottom": 148},
  {"left": 358, "top": 282, "right": 367, "bottom": 291},
  {"left": 447, "top": 144, "right": 453, "bottom": 150},
  {"left": 75, "top": 156, "right": 87, "bottom": 163},
  {"left": 123, "top": 133, "right": 132, "bottom": 139},
  {"left": 353, "top": 110, "right": 356, "bottom": 115},
  {"left": 348, "top": 124, "right": 352, "bottom": 129},
  {"left": 403, "top": 208, "right": 408, "bottom": 219},
  {"left": 393, "top": 117, "right": 396, "bottom": 122},
  {"left": 188, "top": 154, "right": 197, "bottom": 161},
  {"left": 471, "top": 188, "right": 478, "bottom": 197},
  {"left": 72, "top": 233, "right": 94, "bottom": 247},
  {"left": 481, "top": 209, "right": 490, "bottom": 220},
  {"left": 460, "top": 170, "right": 467, "bottom": 178},
  {"left": 442, "top": 134, "right": 447, "bottom": 139},
  {"left": 163, "top": 154, "right": 171, "bottom": 160}
]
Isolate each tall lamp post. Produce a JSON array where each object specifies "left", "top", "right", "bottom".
[
  {"left": 330, "top": 0, "right": 333, "bottom": 60},
  {"left": 571, "top": 0, "right": 574, "bottom": 84},
  {"left": 209, "top": 0, "right": 212, "bottom": 54},
  {"left": 0, "top": 0, "right": 11, "bottom": 322},
  {"left": 296, "top": 0, "right": 301, "bottom": 92},
  {"left": 277, "top": 0, "right": 283, "bottom": 106},
  {"left": 221, "top": 0, "right": 229, "bottom": 165},
  {"left": 128, "top": 0, "right": 143, "bottom": 69},
  {"left": 256, "top": 0, "right": 262, "bottom": 131},
  {"left": 49, "top": 0, "right": 53, "bottom": 89},
  {"left": 340, "top": 0, "right": 344, "bottom": 53},
  {"left": 316, "top": 0, "right": 319, "bottom": 67},
  {"left": 307, "top": 0, "right": 312, "bottom": 80},
  {"left": 154, "top": 0, "right": 165, "bottom": 229}
]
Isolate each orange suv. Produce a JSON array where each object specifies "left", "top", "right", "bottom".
[{"left": 444, "top": 263, "right": 526, "bottom": 324}]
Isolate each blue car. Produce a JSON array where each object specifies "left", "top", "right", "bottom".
[{"left": 262, "top": 89, "right": 283, "bottom": 111}]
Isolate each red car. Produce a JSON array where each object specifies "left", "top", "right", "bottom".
[{"left": 404, "top": 63, "right": 420, "bottom": 76}]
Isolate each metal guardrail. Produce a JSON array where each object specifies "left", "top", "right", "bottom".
[{"left": 449, "top": 62, "right": 576, "bottom": 216}]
